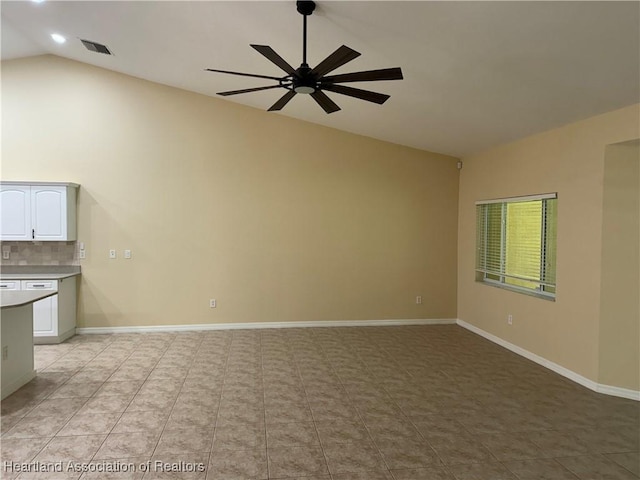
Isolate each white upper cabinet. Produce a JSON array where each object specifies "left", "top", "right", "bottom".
[
  {"left": 1, "top": 185, "right": 31, "bottom": 241},
  {"left": 0, "top": 182, "right": 79, "bottom": 241},
  {"left": 32, "top": 187, "right": 68, "bottom": 241}
]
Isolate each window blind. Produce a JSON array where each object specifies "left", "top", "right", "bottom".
[{"left": 476, "top": 194, "right": 557, "bottom": 296}]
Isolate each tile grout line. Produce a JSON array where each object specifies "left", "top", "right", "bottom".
[
  {"left": 210, "top": 331, "right": 235, "bottom": 478},
  {"left": 259, "top": 330, "right": 271, "bottom": 480},
  {"left": 200, "top": 333, "right": 229, "bottom": 478},
  {"left": 294, "top": 329, "right": 332, "bottom": 479}
]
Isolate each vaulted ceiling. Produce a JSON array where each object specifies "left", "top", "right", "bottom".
[{"left": 2, "top": 1, "right": 638, "bottom": 157}]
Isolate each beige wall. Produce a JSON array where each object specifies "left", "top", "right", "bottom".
[
  {"left": 598, "top": 141, "right": 639, "bottom": 390},
  {"left": 1, "top": 55, "right": 459, "bottom": 327},
  {"left": 458, "top": 104, "right": 640, "bottom": 384}
]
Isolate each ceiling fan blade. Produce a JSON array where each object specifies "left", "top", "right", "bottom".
[
  {"left": 251, "top": 45, "right": 297, "bottom": 76},
  {"left": 268, "top": 90, "right": 297, "bottom": 111},
  {"left": 311, "top": 45, "right": 361, "bottom": 77},
  {"left": 310, "top": 90, "right": 341, "bottom": 114},
  {"left": 321, "top": 84, "right": 390, "bottom": 105},
  {"left": 205, "top": 68, "right": 284, "bottom": 81},
  {"left": 322, "top": 67, "right": 404, "bottom": 84},
  {"left": 217, "top": 85, "right": 283, "bottom": 96}
]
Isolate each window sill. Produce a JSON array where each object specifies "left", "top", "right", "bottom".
[{"left": 476, "top": 279, "right": 556, "bottom": 302}]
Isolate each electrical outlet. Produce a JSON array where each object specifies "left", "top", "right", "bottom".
[
  {"left": 2, "top": 346, "right": 8, "bottom": 360},
  {"left": 109, "top": 249, "right": 116, "bottom": 259},
  {"left": 416, "top": 295, "right": 422, "bottom": 305},
  {"left": 209, "top": 299, "right": 216, "bottom": 308},
  {"left": 2, "top": 250, "right": 9, "bottom": 260},
  {"left": 124, "top": 250, "right": 132, "bottom": 259},
  {"left": 78, "top": 250, "right": 86, "bottom": 259},
  {"left": 508, "top": 314, "right": 513, "bottom": 325}
]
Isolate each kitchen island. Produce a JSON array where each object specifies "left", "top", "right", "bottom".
[{"left": 1, "top": 290, "right": 57, "bottom": 399}]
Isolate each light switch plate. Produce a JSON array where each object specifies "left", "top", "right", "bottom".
[
  {"left": 109, "top": 249, "right": 116, "bottom": 259},
  {"left": 124, "top": 250, "right": 131, "bottom": 259}
]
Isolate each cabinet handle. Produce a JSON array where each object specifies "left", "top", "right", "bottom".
[
  {"left": 31, "top": 284, "right": 46, "bottom": 288},
  {"left": 32, "top": 229, "right": 35, "bottom": 239},
  {"left": 0, "top": 285, "right": 8, "bottom": 288}
]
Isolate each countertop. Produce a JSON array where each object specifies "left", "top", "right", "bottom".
[
  {"left": 1, "top": 290, "right": 57, "bottom": 309},
  {"left": 0, "top": 266, "right": 81, "bottom": 281}
]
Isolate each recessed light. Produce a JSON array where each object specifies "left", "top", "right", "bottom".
[
  {"left": 51, "top": 33, "right": 66, "bottom": 44},
  {"left": 31, "top": 0, "right": 46, "bottom": 3}
]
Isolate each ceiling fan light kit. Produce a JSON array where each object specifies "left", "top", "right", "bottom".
[{"left": 205, "top": 0, "right": 403, "bottom": 114}]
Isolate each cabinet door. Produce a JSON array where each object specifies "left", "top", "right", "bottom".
[
  {"left": 33, "top": 296, "right": 57, "bottom": 336},
  {"left": 0, "top": 186, "right": 32, "bottom": 241},
  {"left": 22, "top": 281, "right": 58, "bottom": 337},
  {"left": 32, "top": 187, "right": 67, "bottom": 241}
]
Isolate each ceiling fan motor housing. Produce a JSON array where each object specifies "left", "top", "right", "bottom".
[{"left": 292, "top": 66, "right": 317, "bottom": 94}]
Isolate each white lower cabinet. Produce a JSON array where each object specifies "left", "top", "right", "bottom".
[
  {"left": 24, "top": 281, "right": 57, "bottom": 337},
  {"left": 33, "top": 296, "right": 56, "bottom": 336},
  {"left": 0, "top": 278, "right": 77, "bottom": 344}
]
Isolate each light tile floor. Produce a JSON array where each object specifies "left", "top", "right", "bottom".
[{"left": 1, "top": 325, "right": 638, "bottom": 479}]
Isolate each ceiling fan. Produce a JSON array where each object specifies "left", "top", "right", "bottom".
[{"left": 205, "top": 0, "right": 403, "bottom": 114}]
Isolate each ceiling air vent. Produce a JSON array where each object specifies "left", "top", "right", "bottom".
[{"left": 80, "top": 39, "right": 112, "bottom": 55}]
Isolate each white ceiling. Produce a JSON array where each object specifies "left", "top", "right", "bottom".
[{"left": 2, "top": 1, "right": 638, "bottom": 157}]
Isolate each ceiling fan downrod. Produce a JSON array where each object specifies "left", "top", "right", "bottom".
[{"left": 297, "top": 0, "right": 315, "bottom": 68}]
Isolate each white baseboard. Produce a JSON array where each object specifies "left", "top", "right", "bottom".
[
  {"left": 1, "top": 370, "right": 36, "bottom": 400},
  {"left": 457, "top": 319, "right": 640, "bottom": 402},
  {"left": 34, "top": 327, "right": 76, "bottom": 345},
  {"left": 76, "top": 318, "right": 457, "bottom": 335},
  {"left": 596, "top": 383, "right": 640, "bottom": 401}
]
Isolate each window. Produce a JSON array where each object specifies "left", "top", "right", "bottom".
[{"left": 476, "top": 193, "right": 557, "bottom": 299}]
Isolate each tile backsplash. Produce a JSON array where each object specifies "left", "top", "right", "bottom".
[{"left": 0, "top": 241, "right": 78, "bottom": 266}]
